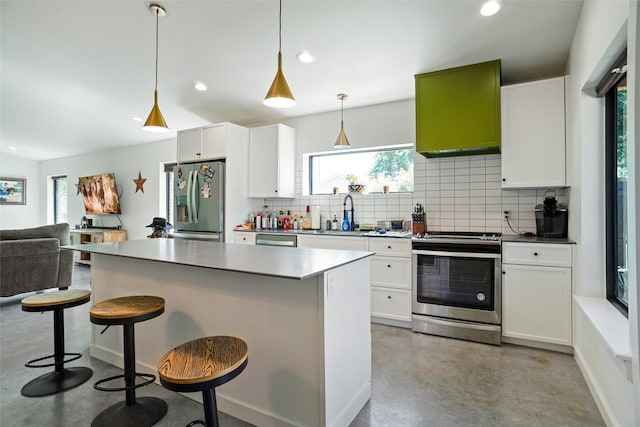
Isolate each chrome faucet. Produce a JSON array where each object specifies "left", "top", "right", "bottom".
[{"left": 342, "top": 194, "right": 355, "bottom": 231}]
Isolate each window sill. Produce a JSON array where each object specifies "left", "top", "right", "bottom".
[{"left": 574, "top": 296, "right": 632, "bottom": 379}]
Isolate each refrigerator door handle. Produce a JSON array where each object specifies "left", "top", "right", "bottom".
[
  {"left": 191, "top": 169, "right": 199, "bottom": 224},
  {"left": 186, "top": 170, "right": 193, "bottom": 224}
]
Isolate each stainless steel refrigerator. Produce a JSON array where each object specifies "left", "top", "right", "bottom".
[{"left": 173, "top": 161, "right": 224, "bottom": 241}]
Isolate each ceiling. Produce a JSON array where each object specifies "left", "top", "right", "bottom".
[{"left": 1, "top": 0, "right": 584, "bottom": 161}]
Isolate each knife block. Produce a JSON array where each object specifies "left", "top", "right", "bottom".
[{"left": 412, "top": 222, "right": 425, "bottom": 235}]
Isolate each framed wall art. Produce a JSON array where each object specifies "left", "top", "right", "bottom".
[{"left": 0, "top": 177, "right": 26, "bottom": 205}]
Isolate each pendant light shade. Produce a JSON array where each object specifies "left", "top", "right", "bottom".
[
  {"left": 334, "top": 93, "right": 351, "bottom": 149},
  {"left": 143, "top": 3, "right": 169, "bottom": 132},
  {"left": 264, "top": 0, "right": 295, "bottom": 108}
]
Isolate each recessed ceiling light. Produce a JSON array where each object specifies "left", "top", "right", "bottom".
[
  {"left": 194, "top": 82, "right": 207, "bottom": 91},
  {"left": 132, "top": 116, "right": 143, "bottom": 122},
  {"left": 8, "top": 146, "right": 17, "bottom": 150},
  {"left": 480, "top": 0, "right": 502, "bottom": 16},
  {"left": 296, "top": 50, "right": 316, "bottom": 63}
]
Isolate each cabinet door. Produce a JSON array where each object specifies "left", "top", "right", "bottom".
[
  {"left": 234, "top": 232, "right": 256, "bottom": 245},
  {"left": 248, "top": 126, "right": 278, "bottom": 197},
  {"left": 177, "top": 128, "right": 203, "bottom": 163},
  {"left": 368, "top": 238, "right": 411, "bottom": 257},
  {"left": 371, "top": 256, "right": 411, "bottom": 289},
  {"left": 371, "top": 287, "right": 412, "bottom": 322},
  {"left": 297, "top": 234, "right": 368, "bottom": 251},
  {"left": 502, "top": 242, "right": 571, "bottom": 267},
  {"left": 202, "top": 125, "right": 226, "bottom": 160},
  {"left": 502, "top": 264, "right": 571, "bottom": 346},
  {"left": 415, "top": 60, "right": 501, "bottom": 157},
  {"left": 501, "top": 77, "right": 566, "bottom": 188}
]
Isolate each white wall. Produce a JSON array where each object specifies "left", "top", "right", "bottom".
[
  {"left": 0, "top": 153, "right": 40, "bottom": 229},
  {"left": 566, "top": 1, "right": 638, "bottom": 425},
  {"left": 39, "top": 139, "right": 176, "bottom": 240}
]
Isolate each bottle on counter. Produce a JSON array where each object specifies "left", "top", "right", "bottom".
[
  {"left": 332, "top": 215, "right": 339, "bottom": 230},
  {"left": 255, "top": 212, "right": 262, "bottom": 230},
  {"left": 301, "top": 206, "right": 313, "bottom": 230},
  {"left": 262, "top": 206, "right": 269, "bottom": 229}
]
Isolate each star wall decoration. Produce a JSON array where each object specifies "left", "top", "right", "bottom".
[{"left": 134, "top": 171, "right": 147, "bottom": 193}]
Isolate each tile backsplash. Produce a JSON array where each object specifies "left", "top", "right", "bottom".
[{"left": 262, "top": 153, "right": 566, "bottom": 236}]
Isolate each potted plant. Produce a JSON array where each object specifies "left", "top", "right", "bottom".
[{"left": 345, "top": 174, "right": 365, "bottom": 193}]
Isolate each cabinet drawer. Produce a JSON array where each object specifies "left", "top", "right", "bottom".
[
  {"left": 234, "top": 232, "right": 255, "bottom": 245},
  {"left": 371, "top": 287, "right": 411, "bottom": 321},
  {"left": 368, "top": 238, "right": 411, "bottom": 257},
  {"left": 502, "top": 242, "right": 571, "bottom": 267},
  {"left": 371, "top": 256, "right": 411, "bottom": 289}
]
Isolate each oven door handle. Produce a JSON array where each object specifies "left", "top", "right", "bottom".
[{"left": 412, "top": 249, "right": 500, "bottom": 259}]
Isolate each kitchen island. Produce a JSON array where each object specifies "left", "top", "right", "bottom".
[{"left": 63, "top": 239, "right": 373, "bottom": 427}]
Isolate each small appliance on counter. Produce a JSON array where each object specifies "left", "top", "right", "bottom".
[{"left": 535, "top": 191, "right": 568, "bottom": 238}]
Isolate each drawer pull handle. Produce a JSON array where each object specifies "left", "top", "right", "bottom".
[
  {"left": 387, "top": 264, "right": 391, "bottom": 268},
  {"left": 387, "top": 245, "right": 392, "bottom": 249},
  {"left": 387, "top": 295, "right": 392, "bottom": 299},
  {"left": 533, "top": 252, "right": 538, "bottom": 256}
]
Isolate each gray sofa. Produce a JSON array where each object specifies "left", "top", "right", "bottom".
[{"left": 0, "top": 223, "right": 73, "bottom": 297}]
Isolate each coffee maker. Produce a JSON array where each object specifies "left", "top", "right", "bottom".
[{"left": 535, "top": 192, "right": 568, "bottom": 238}]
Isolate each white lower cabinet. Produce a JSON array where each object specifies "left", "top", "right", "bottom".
[
  {"left": 297, "top": 234, "right": 413, "bottom": 326},
  {"left": 368, "top": 238, "right": 412, "bottom": 326},
  {"left": 502, "top": 242, "right": 572, "bottom": 348},
  {"left": 296, "top": 234, "right": 368, "bottom": 251},
  {"left": 234, "top": 232, "right": 255, "bottom": 245}
]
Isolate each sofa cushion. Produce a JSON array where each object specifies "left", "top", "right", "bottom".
[
  {"left": 1, "top": 239, "right": 60, "bottom": 295},
  {"left": 0, "top": 223, "right": 70, "bottom": 245}
]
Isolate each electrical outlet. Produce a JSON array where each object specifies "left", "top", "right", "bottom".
[{"left": 503, "top": 210, "right": 511, "bottom": 219}]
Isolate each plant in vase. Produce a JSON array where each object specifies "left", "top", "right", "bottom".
[{"left": 345, "top": 174, "right": 365, "bottom": 193}]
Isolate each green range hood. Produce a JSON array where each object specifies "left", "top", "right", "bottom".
[{"left": 415, "top": 60, "right": 501, "bottom": 158}]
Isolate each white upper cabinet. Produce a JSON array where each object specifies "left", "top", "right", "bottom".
[
  {"left": 177, "top": 124, "right": 226, "bottom": 163},
  {"left": 249, "top": 124, "right": 296, "bottom": 198},
  {"left": 501, "top": 76, "right": 566, "bottom": 188}
]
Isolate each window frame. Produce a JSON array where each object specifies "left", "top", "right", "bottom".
[
  {"left": 52, "top": 175, "right": 67, "bottom": 224},
  {"left": 307, "top": 144, "right": 414, "bottom": 195},
  {"left": 603, "top": 50, "right": 628, "bottom": 317}
]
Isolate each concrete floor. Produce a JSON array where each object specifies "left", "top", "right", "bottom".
[{"left": 1, "top": 265, "right": 604, "bottom": 427}]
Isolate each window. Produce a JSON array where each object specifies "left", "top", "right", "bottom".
[
  {"left": 52, "top": 175, "right": 67, "bottom": 224},
  {"left": 309, "top": 145, "right": 414, "bottom": 195},
  {"left": 602, "top": 50, "right": 628, "bottom": 316}
]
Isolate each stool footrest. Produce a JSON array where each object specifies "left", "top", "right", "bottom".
[
  {"left": 25, "top": 352, "right": 82, "bottom": 369},
  {"left": 186, "top": 420, "right": 206, "bottom": 427},
  {"left": 94, "top": 372, "right": 156, "bottom": 392}
]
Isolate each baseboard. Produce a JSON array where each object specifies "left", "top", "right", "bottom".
[
  {"left": 329, "top": 381, "right": 371, "bottom": 427},
  {"left": 371, "top": 317, "right": 412, "bottom": 328},
  {"left": 501, "top": 336, "right": 574, "bottom": 354},
  {"left": 574, "top": 346, "right": 617, "bottom": 427}
]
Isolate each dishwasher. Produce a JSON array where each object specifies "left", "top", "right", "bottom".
[{"left": 255, "top": 233, "right": 297, "bottom": 247}]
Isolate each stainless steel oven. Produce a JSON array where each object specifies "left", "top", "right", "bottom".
[{"left": 412, "top": 232, "right": 502, "bottom": 345}]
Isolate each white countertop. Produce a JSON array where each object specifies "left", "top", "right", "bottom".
[{"left": 63, "top": 238, "right": 373, "bottom": 280}]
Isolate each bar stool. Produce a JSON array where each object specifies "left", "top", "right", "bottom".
[
  {"left": 90, "top": 295, "right": 167, "bottom": 427},
  {"left": 157, "top": 336, "right": 248, "bottom": 427},
  {"left": 21, "top": 289, "right": 93, "bottom": 397}
]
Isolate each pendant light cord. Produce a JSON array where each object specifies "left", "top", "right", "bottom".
[
  {"left": 278, "top": 0, "right": 282, "bottom": 52},
  {"left": 154, "top": 8, "right": 159, "bottom": 92}
]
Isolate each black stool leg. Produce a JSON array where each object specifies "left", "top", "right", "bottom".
[
  {"left": 202, "top": 388, "right": 219, "bottom": 427},
  {"left": 123, "top": 323, "right": 136, "bottom": 406},
  {"left": 91, "top": 323, "right": 167, "bottom": 427},
  {"left": 21, "top": 307, "right": 93, "bottom": 397}
]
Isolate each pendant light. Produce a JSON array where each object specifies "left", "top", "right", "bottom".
[
  {"left": 264, "top": 0, "right": 295, "bottom": 108},
  {"left": 334, "top": 93, "right": 351, "bottom": 149},
  {"left": 143, "top": 3, "right": 169, "bottom": 132}
]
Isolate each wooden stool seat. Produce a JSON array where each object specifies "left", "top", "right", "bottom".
[
  {"left": 158, "top": 336, "right": 248, "bottom": 427},
  {"left": 89, "top": 295, "right": 165, "bottom": 324},
  {"left": 20, "top": 289, "right": 93, "bottom": 397},
  {"left": 90, "top": 295, "right": 167, "bottom": 427},
  {"left": 22, "top": 289, "right": 91, "bottom": 311}
]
